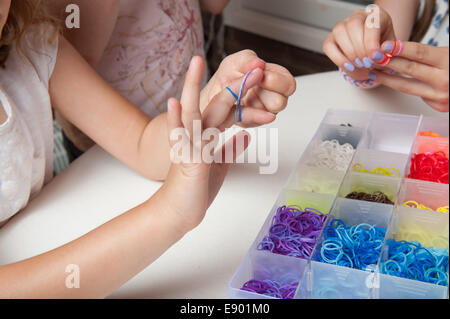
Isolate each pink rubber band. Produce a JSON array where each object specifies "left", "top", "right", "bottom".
[{"left": 395, "top": 40, "right": 403, "bottom": 57}]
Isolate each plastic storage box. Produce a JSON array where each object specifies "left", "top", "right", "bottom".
[{"left": 228, "top": 110, "right": 449, "bottom": 299}]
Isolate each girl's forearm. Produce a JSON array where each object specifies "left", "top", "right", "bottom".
[
  {"left": 0, "top": 188, "right": 184, "bottom": 298},
  {"left": 375, "top": 0, "right": 420, "bottom": 41}
]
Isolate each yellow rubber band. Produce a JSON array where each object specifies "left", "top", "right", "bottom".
[
  {"left": 403, "top": 201, "right": 449, "bottom": 214},
  {"left": 352, "top": 164, "right": 402, "bottom": 177}
]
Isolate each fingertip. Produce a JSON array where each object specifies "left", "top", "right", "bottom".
[
  {"left": 381, "top": 41, "right": 395, "bottom": 53},
  {"left": 245, "top": 68, "right": 264, "bottom": 88},
  {"left": 167, "top": 98, "right": 179, "bottom": 112},
  {"left": 247, "top": 58, "right": 266, "bottom": 72},
  {"left": 259, "top": 111, "right": 277, "bottom": 124}
]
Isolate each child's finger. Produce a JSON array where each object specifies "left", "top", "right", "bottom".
[
  {"left": 381, "top": 41, "right": 446, "bottom": 68},
  {"left": 180, "top": 56, "right": 205, "bottom": 139},
  {"left": 217, "top": 106, "right": 277, "bottom": 131},
  {"left": 369, "top": 70, "right": 440, "bottom": 101},
  {"left": 251, "top": 88, "right": 288, "bottom": 114},
  {"left": 202, "top": 68, "right": 264, "bottom": 129},
  {"left": 167, "top": 98, "right": 185, "bottom": 148},
  {"left": 259, "top": 67, "right": 297, "bottom": 98},
  {"left": 225, "top": 50, "right": 266, "bottom": 76},
  {"left": 208, "top": 130, "right": 251, "bottom": 205}
]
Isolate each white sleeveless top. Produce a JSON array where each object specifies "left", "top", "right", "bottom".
[{"left": 0, "top": 25, "right": 58, "bottom": 222}]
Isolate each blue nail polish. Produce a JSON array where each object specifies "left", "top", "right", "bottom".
[
  {"left": 372, "top": 51, "right": 384, "bottom": 62},
  {"left": 368, "top": 72, "right": 377, "bottom": 81},
  {"left": 344, "top": 62, "right": 355, "bottom": 72},
  {"left": 363, "top": 57, "right": 373, "bottom": 68},
  {"left": 355, "top": 58, "right": 364, "bottom": 68},
  {"left": 383, "top": 42, "right": 394, "bottom": 53}
]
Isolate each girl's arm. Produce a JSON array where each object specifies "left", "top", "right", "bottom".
[
  {"left": 50, "top": 37, "right": 172, "bottom": 181},
  {"left": 200, "top": 0, "right": 230, "bottom": 14},
  {"left": 47, "top": 0, "right": 119, "bottom": 67},
  {"left": 0, "top": 192, "right": 184, "bottom": 298},
  {"left": 375, "top": 0, "right": 420, "bottom": 41},
  {"left": 0, "top": 56, "right": 252, "bottom": 298}
]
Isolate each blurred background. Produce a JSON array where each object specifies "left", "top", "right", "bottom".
[{"left": 203, "top": 0, "right": 374, "bottom": 76}]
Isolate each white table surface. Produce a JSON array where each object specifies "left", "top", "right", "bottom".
[{"left": 0, "top": 71, "right": 448, "bottom": 299}]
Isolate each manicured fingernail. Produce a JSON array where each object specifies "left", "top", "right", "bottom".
[
  {"left": 368, "top": 72, "right": 377, "bottom": 81},
  {"left": 372, "top": 51, "right": 385, "bottom": 62},
  {"left": 355, "top": 58, "right": 364, "bottom": 68},
  {"left": 383, "top": 42, "right": 394, "bottom": 53},
  {"left": 344, "top": 62, "right": 355, "bottom": 72},
  {"left": 363, "top": 57, "right": 373, "bottom": 68}
]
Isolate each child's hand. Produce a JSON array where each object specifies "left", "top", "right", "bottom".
[
  {"left": 160, "top": 56, "right": 251, "bottom": 234},
  {"left": 201, "top": 50, "right": 296, "bottom": 128},
  {"left": 323, "top": 8, "right": 397, "bottom": 81},
  {"left": 369, "top": 41, "right": 449, "bottom": 113}
]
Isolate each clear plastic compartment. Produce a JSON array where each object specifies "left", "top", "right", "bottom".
[
  {"left": 229, "top": 110, "right": 448, "bottom": 299},
  {"left": 377, "top": 206, "right": 449, "bottom": 299},
  {"left": 300, "top": 124, "right": 363, "bottom": 175},
  {"left": 359, "top": 112, "right": 420, "bottom": 154},
  {"left": 338, "top": 172, "right": 402, "bottom": 205},
  {"left": 282, "top": 189, "right": 336, "bottom": 215},
  {"left": 228, "top": 250, "right": 307, "bottom": 299},
  {"left": 286, "top": 163, "right": 346, "bottom": 196},
  {"left": 412, "top": 136, "right": 449, "bottom": 158},
  {"left": 418, "top": 116, "right": 449, "bottom": 137},
  {"left": 251, "top": 189, "right": 334, "bottom": 255},
  {"left": 349, "top": 148, "right": 409, "bottom": 179},
  {"left": 322, "top": 109, "right": 373, "bottom": 130},
  {"left": 392, "top": 206, "right": 449, "bottom": 249},
  {"left": 398, "top": 179, "right": 449, "bottom": 213},
  {"left": 306, "top": 198, "right": 393, "bottom": 299}
]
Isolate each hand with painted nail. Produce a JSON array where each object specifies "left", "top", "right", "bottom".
[
  {"left": 369, "top": 41, "right": 449, "bottom": 112},
  {"left": 323, "top": 6, "right": 397, "bottom": 81},
  {"left": 165, "top": 56, "right": 251, "bottom": 232},
  {"left": 200, "top": 50, "right": 297, "bottom": 129}
]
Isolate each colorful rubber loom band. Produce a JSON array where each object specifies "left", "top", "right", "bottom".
[
  {"left": 376, "top": 40, "right": 403, "bottom": 67},
  {"left": 241, "top": 279, "right": 299, "bottom": 299},
  {"left": 317, "top": 219, "right": 386, "bottom": 271},
  {"left": 409, "top": 151, "right": 449, "bottom": 184},
  {"left": 345, "top": 191, "right": 395, "bottom": 205},
  {"left": 352, "top": 163, "right": 402, "bottom": 178},
  {"left": 307, "top": 139, "right": 355, "bottom": 171},
  {"left": 403, "top": 201, "right": 449, "bottom": 214},
  {"left": 419, "top": 131, "right": 442, "bottom": 138},
  {"left": 380, "top": 239, "right": 449, "bottom": 286},
  {"left": 257, "top": 205, "right": 327, "bottom": 259},
  {"left": 226, "top": 69, "right": 255, "bottom": 123}
]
